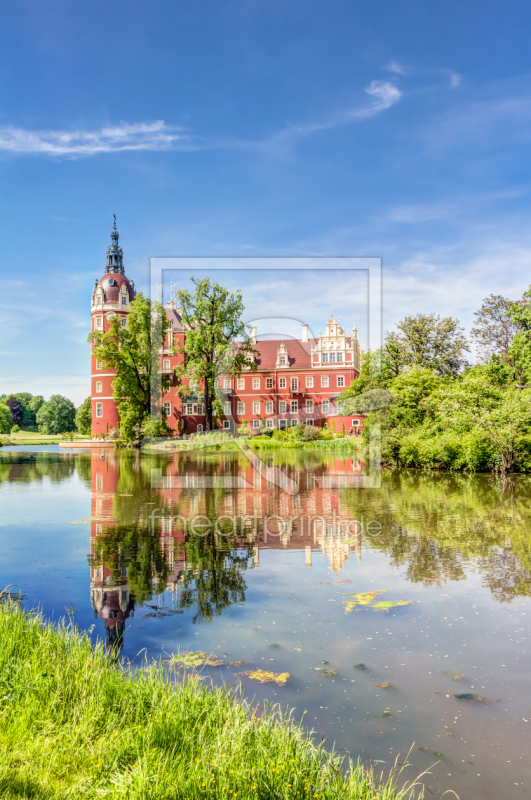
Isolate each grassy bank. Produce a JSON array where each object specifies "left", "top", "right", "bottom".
[{"left": 0, "top": 600, "right": 423, "bottom": 800}]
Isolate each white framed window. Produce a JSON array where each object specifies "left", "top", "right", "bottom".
[
  {"left": 252, "top": 378, "right": 260, "bottom": 389},
  {"left": 197, "top": 404, "right": 203, "bottom": 414},
  {"left": 290, "top": 418, "right": 297, "bottom": 426},
  {"left": 96, "top": 402, "right": 103, "bottom": 418},
  {"left": 224, "top": 379, "right": 231, "bottom": 389},
  {"left": 305, "top": 419, "right": 314, "bottom": 426},
  {"left": 279, "top": 355, "right": 287, "bottom": 365},
  {"left": 337, "top": 375, "right": 345, "bottom": 387},
  {"left": 197, "top": 424, "right": 203, "bottom": 432},
  {"left": 224, "top": 402, "right": 231, "bottom": 415},
  {"left": 279, "top": 377, "right": 286, "bottom": 389},
  {"left": 306, "top": 376, "right": 313, "bottom": 388},
  {"left": 237, "top": 401, "right": 245, "bottom": 414},
  {"left": 266, "top": 401, "right": 273, "bottom": 414},
  {"left": 351, "top": 419, "right": 359, "bottom": 428},
  {"left": 163, "top": 359, "right": 170, "bottom": 370},
  {"left": 96, "top": 360, "right": 102, "bottom": 370},
  {"left": 290, "top": 400, "right": 298, "bottom": 412},
  {"left": 291, "top": 377, "right": 298, "bottom": 390},
  {"left": 329, "top": 352, "right": 336, "bottom": 363},
  {"left": 121, "top": 317, "right": 127, "bottom": 327},
  {"left": 279, "top": 401, "right": 287, "bottom": 413},
  {"left": 184, "top": 403, "right": 194, "bottom": 415},
  {"left": 252, "top": 401, "right": 260, "bottom": 414},
  {"left": 96, "top": 316, "right": 103, "bottom": 329},
  {"left": 337, "top": 352, "right": 343, "bottom": 362},
  {"left": 96, "top": 381, "right": 102, "bottom": 393},
  {"left": 279, "top": 419, "right": 287, "bottom": 429},
  {"left": 223, "top": 420, "right": 231, "bottom": 429},
  {"left": 121, "top": 296, "right": 127, "bottom": 305},
  {"left": 163, "top": 402, "right": 171, "bottom": 417},
  {"left": 322, "top": 352, "right": 328, "bottom": 363},
  {"left": 237, "top": 378, "right": 245, "bottom": 390},
  {"left": 266, "top": 378, "right": 273, "bottom": 389},
  {"left": 252, "top": 419, "right": 260, "bottom": 429},
  {"left": 322, "top": 400, "right": 330, "bottom": 413},
  {"left": 306, "top": 399, "right": 314, "bottom": 412},
  {"left": 321, "top": 376, "right": 329, "bottom": 388},
  {"left": 266, "top": 419, "right": 273, "bottom": 429},
  {"left": 97, "top": 296, "right": 102, "bottom": 305}
]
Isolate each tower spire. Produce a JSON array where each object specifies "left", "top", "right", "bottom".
[{"left": 105, "top": 215, "right": 124, "bottom": 274}]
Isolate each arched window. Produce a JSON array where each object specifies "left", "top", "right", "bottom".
[{"left": 197, "top": 424, "right": 203, "bottom": 432}]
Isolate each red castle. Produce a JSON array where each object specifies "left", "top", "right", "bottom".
[{"left": 91, "top": 220, "right": 363, "bottom": 436}]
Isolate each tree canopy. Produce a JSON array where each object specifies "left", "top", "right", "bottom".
[
  {"left": 36, "top": 395, "right": 76, "bottom": 434},
  {"left": 176, "top": 277, "right": 257, "bottom": 431},
  {"left": 75, "top": 397, "right": 92, "bottom": 436}
]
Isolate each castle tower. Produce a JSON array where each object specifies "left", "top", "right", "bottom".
[{"left": 90, "top": 217, "right": 135, "bottom": 436}]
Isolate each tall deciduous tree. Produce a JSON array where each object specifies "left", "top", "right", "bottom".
[
  {"left": 0, "top": 403, "right": 13, "bottom": 434},
  {"left": 89, "top": 294, "right": 173, "bottom": 445},
  {"left": 36, "top": 395, "right": 76, "bottom": 434},
  {"left": 6, "top": 396, "right": 23, "bottom": 426},
  {"left": 386, "top": 313, "right": 469, "bottom": 377},
  {"left": 75, "top": 397, "right": 92, "bottom": 435},
  {"left": 471, "top": 294, "right": 521, "bottom": 363},
  {"left": 508, "top": 286, "right": 531, "bottom": 387},
  {"left": 176, "top": 277, "right": 257, "bottom": 431}
]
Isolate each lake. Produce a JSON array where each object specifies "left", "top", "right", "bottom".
[{"left": 1, "top": 444, "right": 530, "bottom": 799}]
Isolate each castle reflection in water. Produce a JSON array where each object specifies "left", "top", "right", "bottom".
[{"left": 89, "top": 449, "right": 365, "bottom": 650}]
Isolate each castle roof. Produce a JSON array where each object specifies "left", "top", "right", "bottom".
[{"left": 96, "top": 272, "right": 135, "bottom": 303}]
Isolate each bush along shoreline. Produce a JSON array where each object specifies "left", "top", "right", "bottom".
[{"left": 0, "top": 598, "right": 425, "bottom": 799}]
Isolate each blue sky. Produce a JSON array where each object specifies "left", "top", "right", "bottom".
[{"left": 2, "top": 0, "right": 531, "bottom": 404}]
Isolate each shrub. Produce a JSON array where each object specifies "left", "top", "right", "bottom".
[{"left": 10, "top": 424, "right": 20, "bottom": 434}]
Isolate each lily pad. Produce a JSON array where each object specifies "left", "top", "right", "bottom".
[
  {"left": 353, "top": 663, "right": 367, "bottom": 670},
  {"left": 375, "top": 682, "right": 391, "bottom": 689},
  {"left": 268, "top": 643, "right": 281, "bottom": 649},
  {"left": 372, "top": 601, "right": 412, "bottom": 611},
  {"left": 319, "top": 669, "right": 338, "bottom": 677},
  {"left": 235, "top": 670, "right": 290, "bottom": 686},
  {"left": 454, "top": 693, "right": 488, "bottom": 703},
  {"left": 169, "top": 651, "right": 225, "bottom": 668}
]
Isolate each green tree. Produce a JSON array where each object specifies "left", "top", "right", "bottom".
[
  {"left": 89, "top": 294, "right": 173, "bottom": 446},
  {"left": 386, "top": 313, "right": 469, "bottom": 377},
  {"left": 28, "top": 395, "right": 44, "bottom": 421},
  {"left": 75, "top": 397, "right": 92, "bottom": 435},
  {"left": 471, "top": 293, "right": 522, "bottom": 364},
  {"left": 508, "top": 286, "right": 531, "bottom": 387},
  {"left": 176, "top": 277, "right": 257, "bottom": 431},
  {"left": 36, "top": 395, "right": 76, "bottom": 434},
  {"left": 428, "top": 371, "right": 531, "bottom": 473},
  {"left": 0, "top": 403, "right": 13, "bottom": 434}
]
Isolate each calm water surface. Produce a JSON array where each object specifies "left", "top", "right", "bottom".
[{"left": 1, "top": 445, "right": 531, "bottom": 799}]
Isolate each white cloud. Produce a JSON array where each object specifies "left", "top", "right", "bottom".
[
  {"left": 0, "top": 81, "right": 402, "bottom": 159},
  {"left": 385, "top": 59, "right": 409, "bottom": 75},
  {"left": 0, "top": 121, "right": 187, "bottom": 157}
]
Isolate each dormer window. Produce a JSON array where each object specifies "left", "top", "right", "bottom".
[
  {"left": 280, "top": 355, "right": 286, "bottom": 365},
  {"left": 121, "top": 296, "right": 127, "bottom": 305}
]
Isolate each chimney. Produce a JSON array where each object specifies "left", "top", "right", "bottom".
[
  {"left": 301, "top": 323, "right": 309, "bottom": 343},
  {"left": 250, "top": 325, "right": 257, "bottom": 344}
]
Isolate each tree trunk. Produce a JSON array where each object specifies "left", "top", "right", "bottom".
[{"left": 204, "top": 378, "right": 213, "bottom": 431}]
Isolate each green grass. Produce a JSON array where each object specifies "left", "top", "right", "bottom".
[
  {"left": 0, "top": 431, "right": 91, "bottom": 446},
  {"left": 0, "top": 599, "right": 426, "bottom": 799}
]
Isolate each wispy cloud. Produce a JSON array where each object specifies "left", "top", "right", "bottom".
[
  {"left": 0, "top": 121, "right": 187, "bottom": 156},
  {"left": 385, "top": 60, "right": 409, "bottom": 75},
  {"left": 0, "top": 81, "right": 401, "bottom": 159}
]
